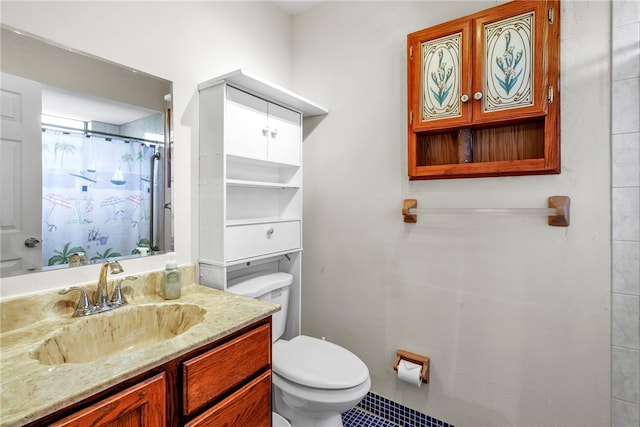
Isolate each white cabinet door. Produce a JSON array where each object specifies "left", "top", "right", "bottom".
[
  {"left": 225, "top": 86, "right": 300, "bottom": 165},
  {"left": 225, "top": 86, "right": 268, "bottom": 160},
  {"left": 267, "top": 103, "right": 300, "bottom": 165}
]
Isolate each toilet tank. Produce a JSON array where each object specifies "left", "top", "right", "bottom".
[{"left": 227, "top": 272, "right": 293, "bottom": 342}]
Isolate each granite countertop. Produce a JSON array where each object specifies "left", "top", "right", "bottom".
[{"left": 0, "top": 272, "right": 279, "bottom": 426}]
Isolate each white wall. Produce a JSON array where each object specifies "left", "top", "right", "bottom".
[
  {"left": 0, "top": 1, "right": 293, "bottom": 296},
  {"left": 293, "top": 1, "right": 611, "bottom": 426}
]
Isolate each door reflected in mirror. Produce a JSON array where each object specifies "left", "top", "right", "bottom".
[{"left": 0, "top": 26, "right": 173, "bottom": 278}]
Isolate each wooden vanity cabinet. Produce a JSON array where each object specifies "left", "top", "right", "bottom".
[
  {"left": 50, "top": 373, "right": 166, "bottom": 427},
  {"left": 407, "top": 0, "right": 560, "bottom": 179},
  {"left": 29, "top": 318, "right": 272, "bottom": 427}
]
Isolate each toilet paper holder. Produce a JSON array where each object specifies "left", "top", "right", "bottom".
[{"left": 393, "top": 349, "right": 430, "bottom": 384}]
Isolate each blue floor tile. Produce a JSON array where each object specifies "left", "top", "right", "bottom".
[{"left": 342, "top": 407, "right": 400, "bottom": 427}]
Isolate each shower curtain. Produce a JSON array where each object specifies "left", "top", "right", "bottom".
[{"left": 41, "top": 128, "right": 158, "bottom": 266}]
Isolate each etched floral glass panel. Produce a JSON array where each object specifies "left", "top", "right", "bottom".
[
  {"left": 421, "top": 32, "right": 462, "bottom": 122},
  {"left": 484, "top": 11, "right": 534, "bottom": 112}
]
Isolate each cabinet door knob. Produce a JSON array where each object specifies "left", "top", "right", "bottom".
[
  {"left": 460, "top": 94, "right": 469, "bottom": 103},
  {"left": 266, "top": 227, "right": 274, "bottom": 236},
  {"left": 270, "top": 129, "right": 279, "bottom": 137},
  {"left": 473, "top": 92, "right": 483, "bottom": 100},
  {"left": 262, "top": 127, "right": 269, "bottom": 136}
]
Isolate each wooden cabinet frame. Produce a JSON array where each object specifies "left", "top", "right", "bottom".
[{"left": 407, "top": 0, "right": 560, "bottom": 180}]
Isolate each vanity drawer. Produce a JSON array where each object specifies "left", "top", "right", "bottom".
[
  {"left": 185, "top": 371, "right": 271, "bottom": 427},
  {"left": 182, "top": 323, "right": 271, "bottom": 417},
  {"left": 225, "top": 220, "right": 300, "bottom": 261}
]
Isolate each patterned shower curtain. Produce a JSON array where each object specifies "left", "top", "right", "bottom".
[{"left": 41, "top": 128, "right": 158, "bottom": 266}]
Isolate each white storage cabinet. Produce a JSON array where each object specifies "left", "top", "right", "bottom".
[{"left": 198, "top": 70, "right": 327, "bottom": 339}]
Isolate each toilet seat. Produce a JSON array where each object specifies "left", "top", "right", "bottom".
[{"left": 273, "top": 335, "right": 369, "bottom": 389}]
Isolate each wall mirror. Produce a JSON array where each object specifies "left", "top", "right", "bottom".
[{"left": 0, "top": 25, "right": 173, "bottom": 278}]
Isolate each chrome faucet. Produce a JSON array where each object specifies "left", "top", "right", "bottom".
[
  {"left": 59, "top": 260, "right": 129, "bottom": 317},
  {"left": 95, "top": 260, "right": 124, "bottom": 310}
]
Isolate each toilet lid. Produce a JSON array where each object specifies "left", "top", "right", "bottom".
[{"left": 273, "top": 335, "right": 369, "bottom": 390}]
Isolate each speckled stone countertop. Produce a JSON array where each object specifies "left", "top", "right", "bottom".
[{"left": 0, "top": 266, "right": 279, "bottom": 426}]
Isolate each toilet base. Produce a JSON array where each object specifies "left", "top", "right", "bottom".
[
  {"left": 274, "top": 386, "right": 346, "bottom": 427},
  {"left": 289, "top": 413, "right": 343, "bottom": 427},
  {"left": 272, "top": 369, "right": 370, "bottom": 427},
  {"left": 275, "top": 404, "right": 343, "bottom": 427}
]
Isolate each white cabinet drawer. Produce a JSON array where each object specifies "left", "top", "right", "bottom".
[{"left": 225, "top": 221, "right": 300, "bottom": 261}]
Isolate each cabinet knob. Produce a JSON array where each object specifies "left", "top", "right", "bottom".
[
  {"left": 473, "top": 92, "right": 483, "bottom": 101},
  {"left": 262, "top": 127, "right": 269, "bottom": 136},
  {"left": 460, "top": 94, "right": 469, "bottom": 103},
  {"left": 270, "top": 129, "right": 279, "bottom": 137},
  {"left": 266, "top": 227, "right": 274, "bottom": 236}
]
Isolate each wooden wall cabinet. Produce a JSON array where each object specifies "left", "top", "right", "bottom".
[{"left": 407, "top": 0, "right": 560, "bottom": 179}]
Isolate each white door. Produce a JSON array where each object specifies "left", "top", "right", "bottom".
[
  {"left": 267, "top": 103, "right": 301, "bottom": 165},
  {"left": 1, "top": 72, "right": 42, "bottom": 277}
]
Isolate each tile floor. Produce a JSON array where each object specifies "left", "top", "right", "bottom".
[{"left": 342, "top": 407, "right": 399, "bottom": 427}]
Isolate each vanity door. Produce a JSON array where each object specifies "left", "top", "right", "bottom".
[{"left": 50, "top": 373, "right": 166, "bottom": 427}]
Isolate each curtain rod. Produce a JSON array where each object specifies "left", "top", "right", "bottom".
[
  {"left": 42, "top": 123, "right": 164, "bottom": 146},
  {"left": 402, "top": 196, "right": 570, "bottom": 227}
]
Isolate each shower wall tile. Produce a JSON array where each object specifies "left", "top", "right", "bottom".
[
  {"left": 613, "top": 22, "right": 640, "bottom": 81},
  {"left": 612, "top": 294, "right": 640, "bottom": 349},
  {"left": 613, "top": 241, "right": 640, "bottom": 295},
  {"left": 613, "top": 0, "right": 640, "bottom": 27},
  {"left": 613, "top": 3, "right": 640, "bottom": 423},
  {"left": 612, "top": 78, "right": 640, "bottom": 134},
  {"left": 612, "top": 346, "right": 640, "bottom": 403},
  {"left": 612, "top": 187, "right": 640, "bottom": 241},
  {"left": 612, "top": 133, "right": 640, "bottom": 188},
  {"left": 612, "top": 398, "right": 640, "bottom": 427},
  {"left": 613, "top": 2, "right": 640, "bottom": 424}
]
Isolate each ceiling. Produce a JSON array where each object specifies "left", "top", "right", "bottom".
[
  {"left": 274, "top": 1, "right": 322, "bottom": 15},
  {"left": 42, "top": 85, "right": 162, "bottom": 126}
]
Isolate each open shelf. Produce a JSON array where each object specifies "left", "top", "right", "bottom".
[
  {"left": 226, "top": 179, "right": 300, "bottom": 189},
  {"left": 416, "top": 120, "right": 545, "bottom": 166}
]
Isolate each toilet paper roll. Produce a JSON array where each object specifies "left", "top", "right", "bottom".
[{"left": 397, "top": 360, "right": 423, "bottom": 388}]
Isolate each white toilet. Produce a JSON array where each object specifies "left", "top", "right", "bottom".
[{"left": 228, "top": 272, "right": 371, "bottom": 427}]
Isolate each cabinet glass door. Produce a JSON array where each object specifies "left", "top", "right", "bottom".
[
  {"left": 472, "top": 1, "right": 548, "bottom": 124},
  {"left": 408, "top": 18, "right": 472, "bottom": 132}
]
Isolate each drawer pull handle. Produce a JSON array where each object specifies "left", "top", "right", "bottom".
[{"left": 266, "top": 227, "right": 274, "bottom": 236}]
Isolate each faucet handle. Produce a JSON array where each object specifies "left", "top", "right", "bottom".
[
  {"left": 110, "top": 276, "right": 137, "bottom": 307},
  {"left": 59, "top": 287, "right": 95, "bottom": 317},
  {"left": 68, "top": 252, "right": 88, "bottom": 267}
]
